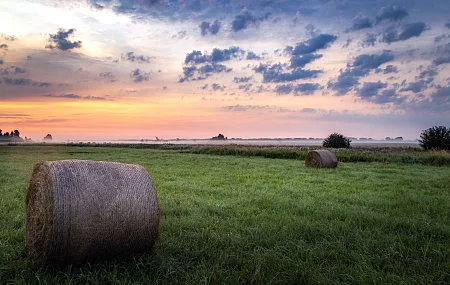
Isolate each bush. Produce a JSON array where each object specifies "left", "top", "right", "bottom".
[
  {"left": 419, "top": 126, "right": 450, "bottom": 150},
  {"left": 323, "top": 133, "right": 351, "bottom": 148}
]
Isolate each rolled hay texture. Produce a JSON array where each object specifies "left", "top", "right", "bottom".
[
  {"left": 26, "top": 160, "right": 160, "bottom": 266},
  {"left": 305, "top": 150, "right": 338, "bottom": 168}
]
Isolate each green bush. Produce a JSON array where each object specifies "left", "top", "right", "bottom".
[
  {"left": 323, "top": 133, "right": 351, "bottom": 148},
  {"left": 419, "top": 126, "right": 450, "bottom": 150}
]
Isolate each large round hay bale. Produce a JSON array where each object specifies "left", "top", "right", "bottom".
[
  {"left": 26, "top": 160, "right": 160, "bottom": 266},
  {"left": 305, "top": 150, "right": 338, "bottom": 168}
]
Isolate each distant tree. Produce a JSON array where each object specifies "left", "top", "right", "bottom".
[
  {"left": 4, "top": 132, "right": 10, "bottom": 137},
  {"left": 13, "top": 130, "right": 20, "bottom": 137},
  {"left": 0, "top": 129, "right": 2, "bottom": 136},
  {"left": 212, "top": 133, "right": 226, "bottom": 140},
  {"left": 323, "top": 133, "right": 351, "bottom": 148},
  {"left": 419, "top": 126, "right": 450, "bottom": 150},
  {"left": 43, "top": 134, "right": 53, "bottom": 141}
]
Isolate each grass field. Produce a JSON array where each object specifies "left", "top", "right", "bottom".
[{"left": 1, "top": 145, "right": 450, "bottom": 284}]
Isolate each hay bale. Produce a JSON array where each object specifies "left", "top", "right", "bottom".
[
  {"left": 305, "top": 150, "right": 338, "bottom": 168},
  {"left": 26, "top": 160, "right": 160, "bottom": 266}
]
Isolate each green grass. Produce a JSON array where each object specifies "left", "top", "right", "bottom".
[{"left": 1, "top": 145, "right": 450, "bottom": 284}]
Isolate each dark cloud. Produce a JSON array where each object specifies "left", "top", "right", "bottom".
[
  {"left": 346, "top": 15, "right": 373, "bottom": 32},
  {"left": 253, "top": 63, "right": 322, "bottom": 83},
  {"left": 231, "top": 11, "right": 271, "bottom": 32},
  {"left": 290, "top": 54, "right": 322, "bottom": 68},
  {"left": 373, "top": 89, "right": 404, "bottom": 104},
  {"left": 399, "top": 80, "right": 427, "bottom": 93},
  {"left": 0, "top": 66, "right": 26, "bottom": 75},
  {"left": 434, "top": 35, "right": 449, "bottom": 43},
  {"left": 416, "top": 66, "right": 438, "bottom": 83},
  {"left": 184, "top": 47, "right": 244, "bottom": 65},
  {"left": 361, "top": 33, "right": 377, "bottom": 47},
  {"left": 0, "top": 59, "right": 3, "bottom": 64},
  {"left": 342, "top": 38, "right": 352, "bottom": 48},
  {"left": 445, "top": 20, "right": 450, "bottom": 29},
  {"left": 274, "top": 83, "right": 320, "bottom": 95},
  {"left": 305, "top": 24, "right": 320, "bottom": 37},
  {"left": 211, "top": 83, "right": 226, "bottom": 91},
  {"left": 0, "top": 44, "right": 8, "bottom": 49},
  {"left": 121, "top": 52, "right": 152, "bottom": 63},
  {"left": 99, "top": 72, "right": 117, "bottom": 81},
  {"left": 199, "top": 20, "right": 221, "bottom": 36},
  {"left": 1, "top": 34, "right": 17, "bottom": 41},
  {"left": 233, "top": 76, "right": 252, "bottom": 83},
  {"left": 179, "top": 63, "right": 231, "bottom": 82},
  {"left": 238, "top": 83, "right": 252, "bottom": 92},
  {"left": 376, "top": 65, "right": 398, "bottom": 74},
  {"left": 45, "top": 28, "right": 82, "bottom": 51},
  {"left": 375, "top": 5, "right": 408, "bottom": 24},
  {"left": 433, "top": 56, "right": 450, "bottom": 66},
  {"left": 130, "top": 68, "right": 150, "bottom": 83},
  {"left": 285, "top": 34, "right": 337, "bottom": 55},
  {"left": 357, "top": 81, "right": 387, "bottom": 98},
  {"left": 2, "top": 77, "right": 51, "bottom": 87},
  {"left": 328, "top": 50, "right": 394, "bottom": 95},
  {"left": 380, "top": 22, "right": 427, "bottom": 44},
  {"left": 246, "top": 51, "right": 261, "bottom": 60},
  {"left": 222, "top": 104, "right": 272, "bottom": 112},
  {"left": 44, "top": 93, "right": 109, "bottom": 100}
]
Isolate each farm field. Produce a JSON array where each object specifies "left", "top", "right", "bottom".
[{"left": 1, "top": 145, "right": 450, "bottom": 284}]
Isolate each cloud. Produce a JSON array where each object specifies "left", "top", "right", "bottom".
[
  {"left": 361, "top": 33, "right": 377, "bottom": 47},
  {"left": 44, "top": 93, "right": 109, "bottom": 100},
  {"left": 45, "top": 28, "right": 82, "bottom": 51},
  {"left": 0, "top": 44, "right": 8, "bottom": 49},
  {"left": 0, "top": 59, "right": 3, "bottom": 64},
  {"left": 233, "top": 76, "right": 252, "bottom": 83},
  {"left": 121, "top": 52, "right": 152, "bottom": 64},
  {"left": 222, "top": 104, "right": 272, "bottom": 112},
  {"left": 346, "top": 15, "right": 373, "bottom": 32},
  {"left": 253, "top": 63, "right": 322, "bottom": 83},
  {"left": 231, "top": 11, "right": 271, "bottom": 32},
  {"left": 99, "top": 72, "right": 117, "bottom": 81},
  {"left": 380, "top": 22, "right": 427, "bottom": 44},
  {"left": 238, "top": 83, "right": 252, "bottom": 92},
  {"left": 2, "top": 77, "right": 52, "bottom": 87},
  {"left": 399, "top": 80, "right": 427, "bottom": 93},
  {"left": 0, "top": 66, "right": 26, "bottom": 75},
  {"left": 434, "top": 35, "right": 449, "bottom": 43},
  {"left": 1, "top": 34, "right": 17, "bottom": 41},
  {"left": 357, "top": 81, "right": 387, "bottom": 98},
  {"left": 285, "top": 34, "right": 337, "bottom": 55},
  {"left": 130, "top": 68, "right": 150, "bottom": 83},
  {"left": 184, "top": 47, "right": 244, "bottom": 65},
  {"left": 274, "top": 83, "right": 320, "bottom": 95},
  {"left": 211, "top": 83, "right": 226, "bottom": 91},
  {"left": 433, "top": 56, "right": 450, "bottom": 66},
  {"left": 289, "top": 54, "right": 322, "bottom": 68},
  {"left": 305, "top": 24, "right": 320, "bottom": 37},
  {"left": 328, "top": 50, "right": 394, "bottom": 95},
  {"left": 179, "top": 63, "right": 231, "bottom": 82},
  {"left": 199, "top": 20, "right": 221, "bottom": 36},
  {"left": 246, "top": 51, "right": 261, "bottom": 60},
  {"left": 376, "top": 65, "right": 398, "bottom": 74},
  {"left": 375, "top": 5, "right": 408, "bottom": 24},
  {"left": 445, "top": 20, "right": 450, "bottom": 29}
]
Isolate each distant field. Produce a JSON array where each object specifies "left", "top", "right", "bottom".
[{"left": 1, "top": 146, "right": 450, "bottom": 284}]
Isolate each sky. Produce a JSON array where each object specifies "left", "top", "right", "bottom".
[{"left": 0, "top": 0, "right": 449, "bottom": 141}]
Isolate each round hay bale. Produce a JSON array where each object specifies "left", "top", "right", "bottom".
[
  {"left": 305, "top": 150, "right": 338, "bottom": 168},
  {"left": 26, "top": 160, "right": 160, "bottom": 266}
]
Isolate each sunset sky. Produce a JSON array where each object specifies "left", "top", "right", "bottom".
[{"left": 0, "top": 0, "right": 449, "bottom": 141}]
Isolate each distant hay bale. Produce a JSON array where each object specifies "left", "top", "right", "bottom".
[
  {"left": 305, "top": 150, "right": 338, "bottom": 168},
  {"left": 26, "top": 160, "right": 160, "bottom": 266}
]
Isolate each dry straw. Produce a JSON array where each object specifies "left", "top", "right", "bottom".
[
  {"left": 26, "top": 160, "right": 160, "bottom": 266},
  {"left": 305, "top": 150, "right": 338, "bottom": 168}
]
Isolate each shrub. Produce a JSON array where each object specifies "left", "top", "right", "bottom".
[
  {"left": 419, "top": 126, "right": 450, "bottom": 150},
  {"left": 323, "top": 133, "right": 351, "bottom": 148}
]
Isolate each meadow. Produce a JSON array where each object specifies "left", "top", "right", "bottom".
[{"left": 1, "top": 145, "right": 450, "bottom": 284}]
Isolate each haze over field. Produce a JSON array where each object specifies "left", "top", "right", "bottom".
[{"left": 0, "top": 0, "right": 449, "bottom": 140}]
